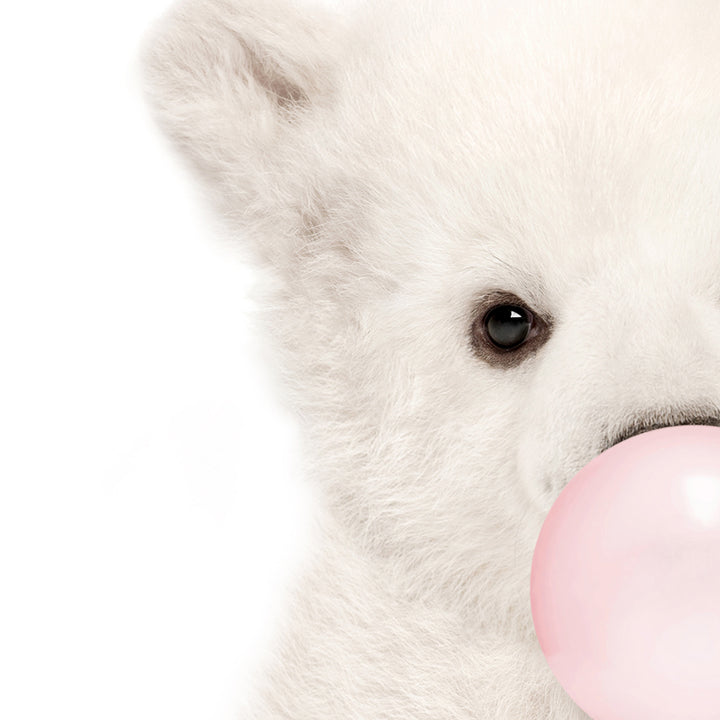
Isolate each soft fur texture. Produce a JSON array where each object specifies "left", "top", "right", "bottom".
[{"left": 143, "top": 1, "right": 720, "bottom": 717}]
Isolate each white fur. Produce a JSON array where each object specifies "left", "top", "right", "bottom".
[{"left": 143, "top": 1, "right": 720, "bottom": 716}]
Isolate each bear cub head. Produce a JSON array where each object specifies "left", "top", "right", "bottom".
[{"left": 144, "top": 0, "right": 720, "bottom": 631}]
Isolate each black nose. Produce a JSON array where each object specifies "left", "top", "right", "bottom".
[{"left": 602, "top": 412, "right": 720, "bottom": 454}]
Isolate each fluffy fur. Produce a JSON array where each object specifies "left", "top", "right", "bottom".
[{"left": 143, "top": 1, "right": 720, "bottom": 716}]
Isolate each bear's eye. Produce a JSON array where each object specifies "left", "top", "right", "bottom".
[
  {"left": 470, "top": 292, "right": 551, "bottom": 366},
  {"left": 484, "top": 304, "right": 533, "bottom": 350}
]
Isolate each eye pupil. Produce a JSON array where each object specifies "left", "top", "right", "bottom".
[{"left": 485, "top": 305, "right": 533, "bottom": 350}]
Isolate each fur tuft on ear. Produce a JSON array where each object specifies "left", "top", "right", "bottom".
[{"left": 142, "top": 0, "right": 347, "bottom": 226}]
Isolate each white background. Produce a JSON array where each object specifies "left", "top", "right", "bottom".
[{"left": 0, "top": 1, "right": 340, "bottom": 717}]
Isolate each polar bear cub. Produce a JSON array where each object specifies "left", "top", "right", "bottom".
[{"left": 144, "top": 0, "right": 720, "bottom": 717}]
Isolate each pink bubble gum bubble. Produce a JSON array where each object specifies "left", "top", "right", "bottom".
[{"left": 531, "top": 425, "right": 720, "bottom": 720}]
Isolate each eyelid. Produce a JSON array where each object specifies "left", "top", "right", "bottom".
[
  {"left": 480, "top": 253, "right": 550, "bottom": 313},
  {"left": 476, "top": 290, "right": 535, "bottom": 313},
  {"left": 473, "top": 286, "right": 554, "bottom": 327}
]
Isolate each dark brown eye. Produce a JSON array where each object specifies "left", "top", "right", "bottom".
[
  {"left": 470, "top": 292, "right": 552, "bottom": 366},
  {"left": 484, "top": 304, "right": 533, "bottom": 350}
]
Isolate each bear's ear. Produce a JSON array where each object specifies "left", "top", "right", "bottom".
[{"left": 142, "top": 0, "right": 347, "bottom": 243}]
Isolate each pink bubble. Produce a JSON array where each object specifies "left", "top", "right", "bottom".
[{"left": 531, "top": 425, "right": 720, "bottom": 720}]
